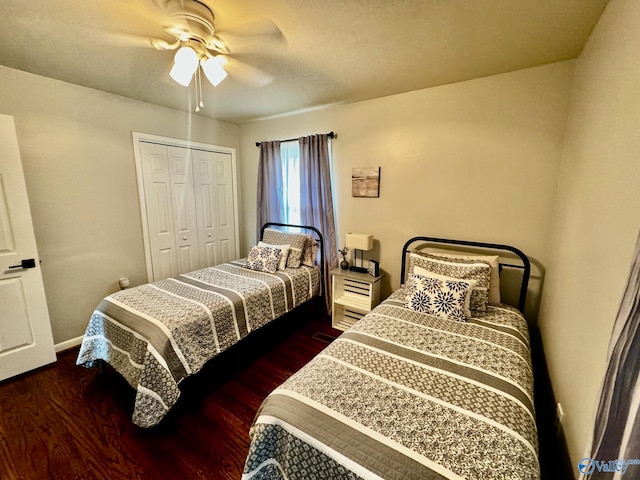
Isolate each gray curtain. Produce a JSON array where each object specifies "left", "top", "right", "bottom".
[
  {"left": 581, "top": 230, "right": 640, "bottom": 479},
  {"left": 256, "top": 141, "right": 283, "bottom": 239},
  {"left": 299, "top": 134, "right": 338, "bottom": 312},
  {"left": 255, "top": 134, "right": 337, "bottom": 312}
]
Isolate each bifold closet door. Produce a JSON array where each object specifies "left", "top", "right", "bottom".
[
  {"left": 191, "top": 149, "right": 237, "bottom": 266},
  {"left": 139, "top": 142, "right": 200, "bottom": 280}
]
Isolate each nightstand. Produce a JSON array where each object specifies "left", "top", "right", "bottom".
[{"left": 331, "top": 268, "right": 384, "bottom": 331}]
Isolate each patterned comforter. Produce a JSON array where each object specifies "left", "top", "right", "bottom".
[
  {"left": 76, "top": 260, "right": 321, "bottom": 428},
  {"left": 243, "top": 289, "right": 539, "bottom": 480}
]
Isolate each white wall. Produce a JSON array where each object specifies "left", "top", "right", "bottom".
[
  {"left": 239, "top": 61, "right": 575, "bottom": 320},
  {"left": 538, "top": 0, "right": 640, "bottom": 468},
  {"left": 0, "top": 66, "right": 240, "bottom": 345}
]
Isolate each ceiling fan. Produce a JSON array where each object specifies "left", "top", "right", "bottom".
[{"left": 146, "top": 0, "right": 284, "bottom": 109}]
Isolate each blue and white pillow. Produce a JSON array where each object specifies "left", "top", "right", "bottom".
[
  {"left": 409, "top": 252, "right": 491, "bottom": 312},
  {"left": 406, "top": 272, "right": 476, "bottom": 322},
  {"left": 245, "top": 246, "right": 282, "bottom": 273}
]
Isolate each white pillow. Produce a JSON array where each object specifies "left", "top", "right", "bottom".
[
  {"left": 261, "top": 229, "right": 306, "bottom": 268},
  {"left": 245, "top": 246, "right": 282, "bottom": 273},
  {"left": 258, "top": 241, "right": 290, "bottom": 271},
  {"left": 413, "top": 265, "right": 477, "bottom": 318},
  {"left": 409, "top": 252, "right": 491, "bottom": 312},
  {"left": 422, "top": 249, "right": 501, "bottom": 305}
]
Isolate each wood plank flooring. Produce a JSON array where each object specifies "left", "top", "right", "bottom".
[
  {"left": 1, "top": 304, "right": 567, "bottom": 479},
  {"left": 0, "top": 306, "right": 337, "bottom": 480}
]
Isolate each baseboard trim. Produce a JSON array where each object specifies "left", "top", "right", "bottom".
[{"left": 55, "top": 336, "right": 83, "bottom": 353}]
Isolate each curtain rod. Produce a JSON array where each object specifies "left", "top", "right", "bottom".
[{"left": 255, "top": 131, "right": 336, "bottom": 147}]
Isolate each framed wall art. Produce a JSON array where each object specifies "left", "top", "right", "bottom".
[{"left": 352, "top": 166, "right": 380, "bottom": 198}]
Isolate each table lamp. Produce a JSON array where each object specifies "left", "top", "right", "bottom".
[{"left": 345, "top": 233, "right": 373, "bottom": 273}]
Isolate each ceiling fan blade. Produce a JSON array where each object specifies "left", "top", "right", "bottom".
[
  {"left": 223, "top": 57, "right": 274, "bottom": 88},
  {"left": 216, "top": 18, "right": 287, "bottom": 54},
  {"left": 150, "top": 38, "right": 181, "bottom": 50},
  {"left": 92, "top": 30, "right": 160, "bottom": 49},
  {"left": 218, "top": 17, "right": 283, "bottom": 36}
]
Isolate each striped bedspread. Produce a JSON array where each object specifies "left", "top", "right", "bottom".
[
  {"left": 243, "top": 289, "right": 539, "bottom": 480},
  {"left": 76, "top": 260, "right": 320, "bottom": 428}
]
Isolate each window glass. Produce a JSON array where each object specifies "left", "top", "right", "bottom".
[{"left": 281, "top": 141, "right": 301, "bottom": 225}]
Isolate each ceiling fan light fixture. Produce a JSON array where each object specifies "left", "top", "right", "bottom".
[
  {"left": 201, "top": 56, "right": 228, "bottom": 86},
  {"left": 169, "top": 46, "right": 199, "bottom": 86},
  {"left": 174, "top": 45, "right": 199, "bottom": 68},
  {"left": 169, "top": 62, "right": 195, "bottom": 86},
  {"left": 211, "top": 55, "right": 229, "bottom": 66}
]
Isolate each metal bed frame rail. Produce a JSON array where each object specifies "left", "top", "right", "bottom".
[
  {"left": 400, "top": 236, "right": 531, "bottom": 312},
  {"left": 260, "top": 222, "right": 325, "bottom": 299}
]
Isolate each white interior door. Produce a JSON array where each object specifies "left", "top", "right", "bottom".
[
  {"left": 139, "top": 142, "right": 179, "bottom": 280},
  {"left": 192, "top": 149, "right": 237, "bottom": 265},
  {"left": 139, "top": 142, "right": 200, "bottom": 280},
  {"left": 166, "top": 146, "right": 199, "bottom": 273},
  {"left": 0, "top": 114, "right": 55, "bottom": 381}
]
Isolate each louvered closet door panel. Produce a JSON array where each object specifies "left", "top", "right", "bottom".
[
  {"left": 192, "top": 149, "right": 237, "bottom": 266},
  {"left": 167, "top": 146, "right": 199, "bottom": 273},
  {"left": 140, "top": 142, "right": 178, "bottom": 279}
]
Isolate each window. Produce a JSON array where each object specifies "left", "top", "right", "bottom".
[
  {"left": 256, "top": 133, "right": 337, "bottom": 312},
  {"left": 281, "top": 141, "right": 301, "bottom": 225}
]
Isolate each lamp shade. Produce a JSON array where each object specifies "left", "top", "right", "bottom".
[{"left": 345, "top": 233, "right": 373, "bottom": 251}]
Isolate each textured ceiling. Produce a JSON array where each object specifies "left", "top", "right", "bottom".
[{"left": 0, "top": 0, "right": 609, "bottom": 124}]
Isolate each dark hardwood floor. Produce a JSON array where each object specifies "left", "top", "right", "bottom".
[
  {"left": 0, "top": 305, "right": 338, "bottom": 480},
  {"left": 1, "top": 303, "right": 566, "bottom": 479}
]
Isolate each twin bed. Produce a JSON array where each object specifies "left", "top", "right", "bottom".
[
  {"left": 242, "top": 236, "right": 539, "bottom": 479},
  {"left": 77, "top": 228, "right": 539, "bottom": 479},
  {"left": 76, "top": 223, "right": 323, "bottom": 428}
]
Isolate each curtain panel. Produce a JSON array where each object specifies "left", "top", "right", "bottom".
[
  {"left": 299, "top": 134, "right": 338, "bottom": 312},
  {"left": 581, "top": 230, "right": 640, "bottom": 479},
  {"left": 256, "top": 141, "right": 283, "bottom": 239},
  {"left": 255, "top": 134, "right": 337, "bottom": 312}
]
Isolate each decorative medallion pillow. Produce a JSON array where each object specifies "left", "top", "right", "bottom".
[
  {"left": 409, "top": 252, "right": 491, "bottom": 312},
  {"left": 245, "top": 246, "right": 282, "bottom": 273},
  {"left": 261, "top": 229, "right": 307, "bottom": 268},
  {"left": 258, "top": 241, "right": 290, "bottom": 270},
  {"left": 405, "top": 272, "right": 476, "bottom": 322},
  {"left": 411, "top": 266, "right": 477, "bottom": 318}
]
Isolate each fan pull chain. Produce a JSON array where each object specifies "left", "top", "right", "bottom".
[
  {"left": 199, "top": 67, "right": 203, "bottom": 110},
  {"left": 194, "top": 67, "right": 204, "bottom": 112},
  {"left": 195, "top": 68, "right": 200, "bottom": 112}
]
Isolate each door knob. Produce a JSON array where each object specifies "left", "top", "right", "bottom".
[{"left": 8, "top": 258, "right": 36, "bottom": 269}]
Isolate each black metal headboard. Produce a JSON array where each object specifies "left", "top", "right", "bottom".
[
  {"left": 400, "top": 236, "right": 530, "bottom": 312},
  {"left": 260, "top": 222, "right": 325, "bottom": 297}
]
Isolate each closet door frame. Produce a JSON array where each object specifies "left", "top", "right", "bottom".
[{"left": 132, "top": 132, "right": 240, "bottom": 282}]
